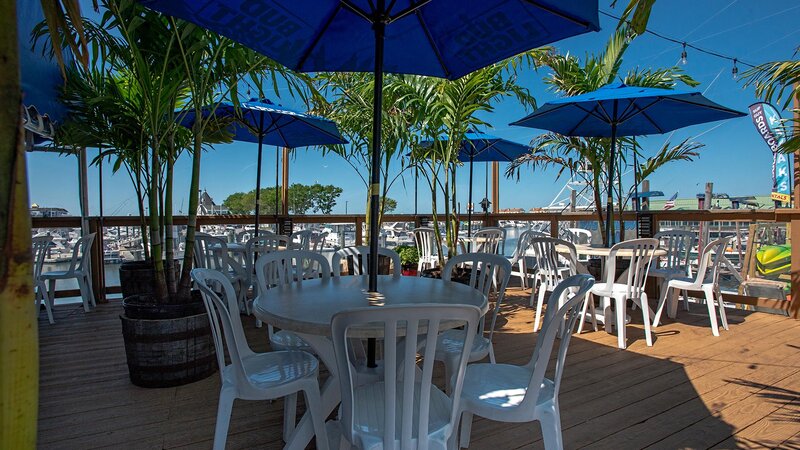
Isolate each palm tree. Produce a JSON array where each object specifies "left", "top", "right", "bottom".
[{"left": 507, "top": 27, "right": 702, "bottom": 245}]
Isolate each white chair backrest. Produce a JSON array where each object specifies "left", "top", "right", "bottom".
[
  {"left": 654, "top": 230, "right": 695, "bottom": 270},
  {"left": 191, "top": 268, "right": 255, "bottom": 391},
  {"left": 694, "top": 237, "right": 730, "bottom": 285},
  {"left": 564, "top": 228, "right": 592, "bottom": 245},
  {"left": 509, "top": 229, "right": 535, "bottom": 263},
  {"left": 443, "top": 252, "right": 512, "bottom": 340},
  {"left": 605, "top": 238, "right": 658, "bottom": 299},
  {"left": 525, "top": 274, "right": 595, "bottom": 406},
  {"left": 194, "top": 233, "right": 227, "bottom": 271},
  {"left": 254, "top": 250, "right": 332, "bottom": 293},
  {"left": 331, "top": 304, "right": 481, "bottom": 450},
  {"left": 332, "top": 246, "right": 401, "bottom": 276},
  {"left": 289, "top": 229, "right": 312, "bottom": 251},
  {"left": 412, "top": 227, "right": 438, "bottom": 259},
  {"left": 529, "top": 237, "right": 578, "bottom": 288},
  {"left": 68, "top": 233, "right": 96, "bottom": 274},
  {"left": 245, "top": 232, "right": 289, "bottom": 275},
  {"left": 308, "top": 231, "right": 328, "bottom": 252},
  {"left": 32, "top": 235, "right": 53, "bottom": 279},
  {"left": 472, "top": 227, "right": 504, "bottom": 254}
]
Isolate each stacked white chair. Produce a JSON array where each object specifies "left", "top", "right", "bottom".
[
  {"left": 289, "top": 229, "right": 313, "bottom": 250},
  {"left": 412, "top": 227, "right": 440, "bottom": 272},
  {"left": 32, "top": 235, "right": 54, "bottom": 323},
  {"left": 581, "top": 238, "right": 658, "bottom": 349},
  {"left": 40, "top": 232, "right": 96, "bottom": 313},
  {"left": 194, "top": 233, "right": 249, "bottom": 313},
  {"left": 308, "top": 231, "right": 329, "bottom": 252},
  {"left": 462, "top": 227, "right": 504, "bottom": 255},
  {"left": 332, "top": 246, "right": 401, "bottom": 277},
  {"left": 191, "top": 268, "right": 328, "bottom": 450},
  {"left": 329, "top": 303, "right": 481, "bottom": 450},
  {"left": 435, "top": 253, "right": 512, "bottom": 392},
  {"left": 457, "top": 274, "right": 595, "bottom": 450},
  {"left": 650, "top": 230, "right": 695, "bottom": 312},
  {"left": 528, "top": 238, "right": 578, "bottom": 332},
  {"left": 245, "top": 232, "right": 289, "bottom": 291},
  {"left": 653, "top": 237, "right": 731, "bottom": 336}
]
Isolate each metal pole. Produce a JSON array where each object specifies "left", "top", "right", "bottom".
[
  {"left": 414, "top": 166, "right": 418, "bottom": 215},
  {"left": 254, "top": 112, "right": 265, "bottom": 238},
  {"left": 367, "top": 4, "right": 385, "bottom": 294},
  {"left": 606, "top": 102, "right": 618, "bottom": 246},
  {"left": 467, "top": 153, "right": 474, "bottom": 239},
  {"left": 275, "top": 146, "right": 280, "bottom": 218},
  {"left": 633, "top": 137, "right": 639, "bottom": 213}
]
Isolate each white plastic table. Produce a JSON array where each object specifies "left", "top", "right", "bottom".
[{"left": 253, "top": 274, "right": 487, "bottom": 450}]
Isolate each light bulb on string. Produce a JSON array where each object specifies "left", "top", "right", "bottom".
[
  {"left": 732, "top": 58, "right": 739, "bottom": 80},
  {"left": 680, "top": 43, "right": 687, "bottom": 65}
]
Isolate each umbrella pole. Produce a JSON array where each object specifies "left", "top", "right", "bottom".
[
  {"left": 365, "top": 5, "right": 386, "bottom": 369},
  {"left": 467, "top": 153, "right": 474, "bottom": 251},
  {"left": 633, "top": 137, "right": 640, "bottom": 214},
  {"left": 254, "top": 116, "right": 265, "bottom": 239},
  {"left": 275, "top": 146, "right": 280, "bottom": 219},
  {"left": 606, "top": 122, "right": 617, "bottom": 246}
]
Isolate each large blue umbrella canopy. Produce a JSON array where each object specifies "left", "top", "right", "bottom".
[
  {"left": 180, "top": 99, "right": 346, "bottom": 236},
  {"left": 421, "top": 132, "right": 530, "bottom": 237},
  {"left": 140, "top": 0, "right": 600, "bottom": 299},
  {"left": 511, "top": 83, "right": 746, "bottom": 244}
]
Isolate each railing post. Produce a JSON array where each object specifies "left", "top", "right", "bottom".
[
  {"left": 88, "top": 217, "right": 107, "bottom": 303},
  {"left": 549, "top": 217, "right": 558, "bottom": 238},
  {"left": 355, "top": 216, "right": 364, "bottom": 246}
]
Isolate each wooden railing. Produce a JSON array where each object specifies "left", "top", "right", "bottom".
[{"left": 32, "top": 208, "right": 800, "bottom": 319}]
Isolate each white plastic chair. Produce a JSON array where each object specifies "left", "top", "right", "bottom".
[
  {"left": 195, "top": 233, "right": 249, "bottom": 313},
  {"left": 507, "top": 230, "right": 544, "bottom": 289},
  {"left": 653, "top": 237, "right": 731, "bottom": 336},
  {"left": 32, "top": 235, "right": 54, "bottom": 324},
  {"left": 40, "top": 233, "right": 96, "bottom": 313},
  {"left": 563, "top": 227, "right": 592, "bottom": 263},
  {"left": 191, "top": 268, "right": 328, "bottom": 450},
  {"left": 582, "top": 238, "right": 658, "bottom": 349},
  {"left": 461, "top": 227, "right": 504, "bottom": 255},
  {"left": 309, "top": 231, "right": 329, "bottom": 252},
  {"left": 332, "top": 246, "right": 401, "bottom": 277},
  {"left": 255, "top": 250, "right": 332, "bottom": 353},
  {"left": 435, "top": 252, "right": 512, "bottom": 393},
  {"left": 528, "top": 238, "right": 578, "bottom": 332},
  {"left": 413, "top": 227, "right": 440, "bottom": 272},
  {"left": 329, "top": 303, "right": 481, "bottom": 450},
  {"left": 457, "top": 274, "right": 595, "bottom": 450},
  {"left": 290, "top": 229, "right": 313, "bottom": 251},
  {"left": 245, "top": 232, "right": 289, "bottom": 292},
  {"left": 650, "top": 230, "right": 695, "bottom": 312}
]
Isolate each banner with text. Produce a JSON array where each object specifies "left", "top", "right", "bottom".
[{"left": 749, "top": 102, "right": 792, "bottom": 203}]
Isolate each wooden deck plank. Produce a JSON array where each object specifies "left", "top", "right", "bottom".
[{"left": 36, "top": 291, "right": 800, "bottom": 450}]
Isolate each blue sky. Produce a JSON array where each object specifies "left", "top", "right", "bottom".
[{"left": 26, "top": 0, "right": 800, "bottom": 216}]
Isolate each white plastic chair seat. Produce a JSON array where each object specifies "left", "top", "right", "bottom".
[
  {"left": 435, "top": 329, "right": 491, "bottom": 363},
  {"left": 460, "top": 363, "right": 555, "bottom": 412},
  {"left": 648, "top": 267, "right": 684, "bottom": 279},
  {"left": 662, "top": 276, "right": 702, "bottom": 290},
  {"left": 40, "top": 270, "right": 84, "bottom": 279},
  {"left": 344, "top": 381, "right": 453, "bottom": 449},
  {"left": 269, "top": 330, "right": 312, "bottom": 352},
  {"left": 589, "top": 282, "right": 630, "bottom": 297},
  {"left": 225, "top": 350, "right": 318, "bottom": 394}
]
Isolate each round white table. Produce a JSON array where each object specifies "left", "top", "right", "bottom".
[{"left": 253, "top": 274, "right": 487, "bottom": 449}]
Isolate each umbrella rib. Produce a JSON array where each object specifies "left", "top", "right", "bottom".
[
  {"left": 414, "top": 8, "right": 450, "bottom": 78},
  {"left": 622, "top": 99, "right": 665, "bottom": 134},
  {"left": 341, "top": 0, "right": 373, "bottom": 22},
  {"left": 663, "top": 96, "right": 746, "bottom": 116},
  {"left": 267, "top": 115, "right": 347, "bottom": 146},
  {"left": 296, "top": 3, "right": 343, "bottom": 71},
  {"left": 389, "top": 0, "right": 431, "bottom": 22},
  {"left": 522, "top": 0, "right": 598, "bottom": 28},
  {"left": 509, "top": 103, "right": 571, "bottom": 126}
]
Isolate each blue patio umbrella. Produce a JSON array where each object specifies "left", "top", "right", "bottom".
[
  {"left": 421, "top": 131, "right": 530, "bottom": 238},
  {"left": 180, "top": 99, "right": 346, "bottom": 237},
  {"left": 140, "top": 0, "right": 600, "bottom": 294},
  {"left": 511, "top": 83, "right": 746, "bottom": 244}
]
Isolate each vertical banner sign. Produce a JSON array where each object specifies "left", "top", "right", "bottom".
[{"left": 749, "top": 102, "right": 792, "bottom": 203}]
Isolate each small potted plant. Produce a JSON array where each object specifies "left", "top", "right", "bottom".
[{"left": 395, "top": 245, "right": 419, "bottom": 276}]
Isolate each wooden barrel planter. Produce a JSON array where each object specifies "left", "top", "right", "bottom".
[
  {"left": 119, "top": 261, "right": 181, "bottom": 299},
  {"left": 120, "top": 294, "right": 216, "bottom": 388}
]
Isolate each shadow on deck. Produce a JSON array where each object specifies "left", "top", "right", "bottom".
[{"left": 37, "top": 288, "right": 800, "bottom": 449}]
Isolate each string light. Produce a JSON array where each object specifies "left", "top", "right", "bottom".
[
  {"left": 732, "top": 58, "right": 739, "bottom": 80},
  {"left": 680, "top": 43, "right": 688, "bottom": 65},
  {"left": 600, "top": 10, "right": 757, "bottom": 70}
]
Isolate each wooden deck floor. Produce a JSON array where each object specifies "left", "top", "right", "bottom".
[{"left": 38, "top": 289, "right": 800, "bottom": 449}]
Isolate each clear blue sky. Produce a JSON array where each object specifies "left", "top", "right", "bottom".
[{"left": 26, "top": 0, "right": 800, "bottom": 216}]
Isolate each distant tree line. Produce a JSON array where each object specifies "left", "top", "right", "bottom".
[{"left": 223, "top": 183, "right": 343, "bottom": 215}]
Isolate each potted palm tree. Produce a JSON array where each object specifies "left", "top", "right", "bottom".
[{"left": 51, "top": 0, "right": 317, "bottom": 387}]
